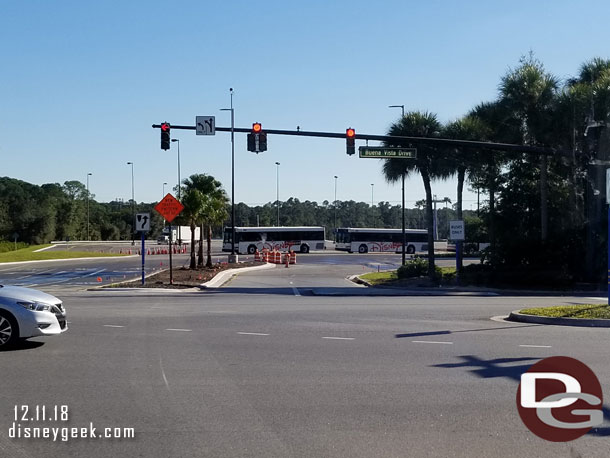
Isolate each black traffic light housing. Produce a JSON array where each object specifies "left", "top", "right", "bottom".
[
  {"left": 247, "top": 122, "right": 267, "bottom": 153},
  {"left": 346, "top": 128, "right": 356, "bottom": 155},
  {"left": 161, "top": 122, "right": 171, "bottom": 150}
]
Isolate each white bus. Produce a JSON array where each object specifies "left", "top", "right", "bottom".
[
  {"left": 222, "top": 226, "right": 326, "bottom": 254},
  {"left": 335, "top": 227, "right": 428, "bottom": 254}
]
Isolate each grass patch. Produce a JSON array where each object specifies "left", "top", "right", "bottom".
[
  {"left": 0, "top": 245, "right": 126, "bottom": 263},
  {"left": 360, "top": 271, "right": 398, "bottom": 285},
  {"left": 520, "top": 304, "right": 610, "bottom": 319},
  {"left": 360, "top": 266, "right": 457, "bottom": 287}
]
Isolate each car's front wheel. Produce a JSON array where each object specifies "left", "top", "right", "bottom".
[{"left": 0, "top": 311, "right": 19, "bottom": 348}]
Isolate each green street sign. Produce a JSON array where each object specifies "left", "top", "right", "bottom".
[{"left": 358, "top": 147, "right": 417, "bottom": 158}]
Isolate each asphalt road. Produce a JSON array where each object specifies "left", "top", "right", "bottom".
[{"left": 1, "top": 251, "right": 609, "bottom": 457}]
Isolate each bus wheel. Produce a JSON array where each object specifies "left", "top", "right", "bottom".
[
  {"left": 358, "top": 244, "right": 368, "bottom": 254},
  {"left": 406, "top": 245, "right": 415, "bottom": 254},
  {"left": 300, "top": 244, "right": 310, "bottom": 254},
  {"left": 247, "top": 245, "right": 257, "bottom": 254}
]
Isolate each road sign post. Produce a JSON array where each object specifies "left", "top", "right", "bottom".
[
  {"left": 154, "top": 194, "right": 185, "bottom": 284},
  {"left": 135, "top": 213, "right": 151, "bottom": 285},
  {"left": 450, "top": 221, "right": 465, "bottom": 285}
]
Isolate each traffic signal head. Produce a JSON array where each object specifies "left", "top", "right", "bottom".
[
  {"left": 346, "top": 128, "right": 356, "bottom": 155},
  {"left": 161, "top": 122, "right": 171, "bottom": 150},
  {"left": 252, "top": 122, "right": 262, "bottom": 133},
  {"left": 259, "top": 132, "right": 267, "bottom": 152},
  {"left": 247, "top": 133, "right": 256, "bottom": 152}
]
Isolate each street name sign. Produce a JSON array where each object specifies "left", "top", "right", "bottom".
[
  {"left": 154, "top": 194, "right": 184, "bottom": 223},
  {"left": 359, "top": 147, "right": 417, "bottom": 159},
  {"left": 449, "top": 220, "right": 465, "bottom": 241},
  {"left": 196, "top": 116, "right": 215, "bottom": 135}
]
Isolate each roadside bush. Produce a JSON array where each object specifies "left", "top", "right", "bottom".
[
  {"left": 0, "top": 241, "right": 28, "bottom": 253},
  {"left": 398, "top": 258, "right": 443, "bottom": 279}
]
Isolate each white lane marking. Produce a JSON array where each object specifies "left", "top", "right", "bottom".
[
  {"left": 412, "top": 340, "right": 454, "bottom": 345},
  {"left": 103, "top": 325, "right": 125, "bottom": 328},
  {"left": 322, "top": 337, "right": 355, "bottom": 340},
  {"left": 165, "top": 328, "right": 192, "bottom": 332},
  {"left": 237, "top": 332, "right": 269, "bottom": 336},
  {"left": 519, "top": 344, "right": 552, "bottom": 348},
  {"left": 160, "top": 357, "right": 170, "bottom": 391}
]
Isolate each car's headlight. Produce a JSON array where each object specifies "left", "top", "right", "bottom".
[{"left": 17, "top": 301, "right": 52, "bottom": 312}]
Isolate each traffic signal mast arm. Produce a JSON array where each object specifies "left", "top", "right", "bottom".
[{"left": 152, "top": 124, "right": 555, "bottom": 155}]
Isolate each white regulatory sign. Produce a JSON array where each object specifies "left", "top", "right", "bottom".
[
  {"left": 449, "top": 220, "right": 465, "bottom": 241},
  {"left": 196, "top": 116, "right": 215, "bottom": 135},
  {"left": 136, "top": 213, "right": 151, "bottom": 232}
]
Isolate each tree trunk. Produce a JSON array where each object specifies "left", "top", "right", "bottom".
[
  {"left": 421, "top": 171, "right": 436, "bottom": 278},
  {"left": 456, "top": 166, "right": 465, "bottom": 273},
  {"left": 197, "top": 223, "right": 204, "bottom": 267},
  {"left": 189, "top": 224, "right": 196, "bottom": 269},
  {"left": 540, "top": 155, "right": 548, "bottom": 241},
  {"left": 206, "top": 225, "right": 213, "bottom": 268},
  {"left": 488, "top": 157, "right": 496, "bottom": 267}
]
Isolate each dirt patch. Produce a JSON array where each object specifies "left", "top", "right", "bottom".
[{"left": 107, "top": 261, "right": 266, "bottom": 289}]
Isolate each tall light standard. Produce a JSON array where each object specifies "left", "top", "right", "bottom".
[
  {"left": 370, "top": 183, "right": 374, "bottom": 227},
  {"left": 171, "top": 138, "right": 181, "bottom": 243},
  {"left": 127, "top": 162, "right": 134, "bottom": 243},
  {"left": 86, "top": 173, "right": 92, "bottom": 241},
  {"left": 389, "top": 104, "right": 406, "bottom": 264},
  {"left": 389, "top": 104, "right": 405, "bottom": 117},
  {"left": 275, "top": 162, "right": 280, "bottom": 226},
  {"left": 221, "top": 88, "right": 237, "bottom": 262},
  {"left": 334, "top": 175, "right": 338, "bottom": 237}
]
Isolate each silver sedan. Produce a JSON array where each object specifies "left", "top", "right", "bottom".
[{"left": 0, "top": 285, "right": 67, "bottom": 348}]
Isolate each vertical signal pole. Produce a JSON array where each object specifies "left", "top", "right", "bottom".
[{"left": 221, "top": 90, "right": 236, "bottom": 262}]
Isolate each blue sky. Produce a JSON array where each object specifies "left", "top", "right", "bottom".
[{"left": 2, "top": 0, "right": 609, "bottom": 209}]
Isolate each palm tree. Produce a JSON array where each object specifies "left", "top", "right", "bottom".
[
  {"left": 179, "top": 188, "right": 205, "bottom": 269},
  {"left": 182, "top": 174, "right": 228, "bottom": 268},
  {"left": 468, "top": 100, "right": 518, "bottom": 265},
  {"left": 200, "top": 193, "right": 228, "bottom": 267},
  {"left": 498, "top": 53, "right": 559, "bottom": 241},
  {"left": 382, "top": 111, "right": 447, "bottom": 278},
  {"left": 443, "top": 116, "right": 490, "bottom": 271}
]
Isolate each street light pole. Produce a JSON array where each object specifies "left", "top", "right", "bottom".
[
  {"left": 221, "top": 88, "right": 237, "bottom": 262},
  {"left": 275, "top": 162, "right": 280, "bottom": 226},
  {"left": 163, "top": 182, "right": 167, "bottom": 198},
  {"left": 86, "top": 173, "right": 92, "bottom": 241},
  {"left": 171, "top": 138, "right": 181, "bottom": 243},
  {"left": 334, "top": 175, "right": 338, "bottom": 237},
  {"left": 127, "top": 162, "right": 134, "bottom": 244},
  {"left": 389, "top": 104, "right": 405, "bottom": 117},
  {"left": 370, "top": 183, "right": 374, "bottom": 227},
  {"left": 389, "top": 105, "right": 406, "bottom": 264}
]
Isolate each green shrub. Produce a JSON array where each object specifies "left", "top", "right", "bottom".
[
  {"left": 0, "top": 241, "right": 28, "bottom": 253},
  {"left": 398, "top": 258, "right": 443, "bottom": 279}
]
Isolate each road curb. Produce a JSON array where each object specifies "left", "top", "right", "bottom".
[
  {"left": 349, "top": 274, "right": 499, "bottom": 296},
  {"left": 350, "top": 275, "right": 607, "bottom": 298},
  {"left": 0, "top": 255, "right": 136, "bottom": 266},
  {"left": 508, "top": 310, "right": 610, "bottom": 327},
  {"left": 200, "top": 263, "right": 276, "bottom": 288}
]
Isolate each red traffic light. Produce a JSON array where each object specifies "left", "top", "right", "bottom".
[
  {"left": 161, "top": 122, "right": 170, "bottom": 132},
  {"left": 252, "top": 122, "right": 262, "bottom": 133},
  {"left": 346, "top": 128, "right": 355, "bottom": 138}
]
